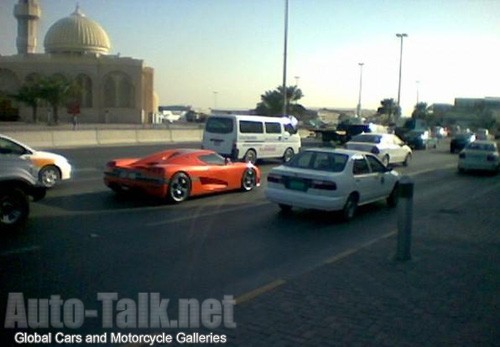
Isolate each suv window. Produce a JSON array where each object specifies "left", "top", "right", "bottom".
[
  {"left": 0, "top": 138, "right": 27, "bottom": 155},
  {"left": 240, "top": 121, "right": 264, "bottom": 134}
]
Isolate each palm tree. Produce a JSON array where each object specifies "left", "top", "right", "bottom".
[
  {"left": 38, "top": 75, "right": 75, "bottom": 124},
  {"left": 255, "top": 85, "right": 304, "bottom": 117},
  {"left": 377, "top": 98, "right": 398, "bottom": 125}
]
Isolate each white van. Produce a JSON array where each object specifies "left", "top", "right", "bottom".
[{"left": 202, "top": 114, "right": 301, "bottom": 163}]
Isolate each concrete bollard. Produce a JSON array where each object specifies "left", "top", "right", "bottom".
[{"left": 395, "top": 175, "right": 414, "bottom": 261}]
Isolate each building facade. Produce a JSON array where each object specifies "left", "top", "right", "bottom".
[{"left": 0, "top": 1, "right": 156, "bottom": 124}]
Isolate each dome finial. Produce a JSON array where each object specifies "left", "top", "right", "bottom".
[{"left": 72, "top": 3, "right": 85, "bottom": 17}]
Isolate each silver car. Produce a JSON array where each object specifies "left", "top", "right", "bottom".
[{"left": 345, "top": 133, "right": 412, "bottom": 167}]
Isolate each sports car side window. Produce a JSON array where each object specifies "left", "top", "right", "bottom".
[
  {"left": 199, "top": 154, "right": 226, "bottom": 165},
  {"left": 353, "top": 158, "right": 370, "bottom": 175}
]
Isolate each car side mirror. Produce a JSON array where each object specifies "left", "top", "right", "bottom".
[{"left": 224, "top": 157, "right": 232, "bottom": 165}]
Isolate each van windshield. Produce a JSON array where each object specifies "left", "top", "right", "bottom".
[{"left": 205, "top": 117, "right": 234, "bottom": 134}]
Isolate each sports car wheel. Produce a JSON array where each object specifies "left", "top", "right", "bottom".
[
  {"left": 0, "top": 188, "right": 29, "bottom": 231},
  {"left": 241, "top": 169, "right": 256, "bottom": 191},
  {"left": 342, "top": 194, "right": 358, "bottom": 221},
  {"left": 283, "top": 148, "right": 294, "bottom": 162},
  {"left": 168, "top": 172, "right": 191, "bottom": 203},
  {"left": 243, "top": 149, "right": 257, "bottom": 164},
  {"left": 39, "top": 165, "right": 60, "bottom": 188}
]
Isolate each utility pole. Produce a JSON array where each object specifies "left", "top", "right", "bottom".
[{"left": 282, "top": 0, "right": 289, "bottom": 116}]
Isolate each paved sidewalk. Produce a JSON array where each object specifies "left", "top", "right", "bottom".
[{"left": 215, "top": 185, "right": 499, "bottom": 346}]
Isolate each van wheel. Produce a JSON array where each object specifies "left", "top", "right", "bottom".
[
  {"left": 243, "top": 149, "right": 257, "bottom": 164},
  {"left": 283, "top": 148, "right": 294, "bottom": 162}
]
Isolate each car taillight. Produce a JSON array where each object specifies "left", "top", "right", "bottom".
[
  {"left": 459, "top": 153, "right": 466, "bottom": 159},
  {"left": 267, "top": 173, "right": 284, "bottom": 184},
  {"left": 371, "top": 146, "right": 380, "bottom": 155},
  {"left": 311, "top": 180, "right": 337, "bottom": 190}
]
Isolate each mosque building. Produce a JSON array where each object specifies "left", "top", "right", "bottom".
[{"left": 0, "top": 0, "right": 157, "bottom": 124}]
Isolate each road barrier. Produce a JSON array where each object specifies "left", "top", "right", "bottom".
[{"left": 2, "top": 127, "right": 310, "bottom": 149}]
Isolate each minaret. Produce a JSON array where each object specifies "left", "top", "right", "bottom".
[{"left": 14, "top": 0, "right": 41, "bottom": 54}]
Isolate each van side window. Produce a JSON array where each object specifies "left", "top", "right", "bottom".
[
  {"left": 284, "top": 123, "right": 296, "bottom": 134},
  {"left": 265, "top": 122, "right": 282, "bottom": 134},
  {"left": 240, "top": 121, "right": 264, "bottom": 134}
]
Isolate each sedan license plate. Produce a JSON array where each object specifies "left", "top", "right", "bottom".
[{"left": 288, "top": 179, "right": 307, "bottom": 191}]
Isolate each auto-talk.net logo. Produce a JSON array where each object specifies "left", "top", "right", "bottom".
[{"left": 4, "top": 292, "right": 236, "bottom": 345}]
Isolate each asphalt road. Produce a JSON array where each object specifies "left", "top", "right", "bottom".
[{"left": 1, "top": 139, "right": 498, "bottom": 338}]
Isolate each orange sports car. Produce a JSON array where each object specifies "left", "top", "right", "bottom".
[{"left": 104, "top": 148, "right": 261, "bottom": 203}]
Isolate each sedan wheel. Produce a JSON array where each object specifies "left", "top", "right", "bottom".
[
  {"left": 342, "top": 194, "right": 358, "bottom": 221},
  {"left": 39, "top": 165, "right": 60, "bottom": 188},
  {"left": 0, "top": 188, "right": 29, "bottom": 231},
  {"left": 241, "top": 169, "right": 256, "bottom": 191},
  {"left": 283, "top": 148, "right": 294, "bottom": 162},
  {"left": 168, "top": 172, "right": 191, "bottom": 203},
  {"left": 403, "top": 153, "right": 411, "bottom": 167}
]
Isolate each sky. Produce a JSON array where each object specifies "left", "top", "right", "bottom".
[{"left": 1, "top": 0, "right": 499, "bottom": 116}]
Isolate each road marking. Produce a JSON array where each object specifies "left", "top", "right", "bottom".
[
  {"left": 146, "top": 201, "right": 270, "bottom": 226},
  {"left": 0, "top": 245, "right": 41, "bottom": 257},
  {"left": 235, "top": 279, "right": 286, "bottom": 305},
  {"left": 407, "top": 163, "right": 455, "bottom": 177},
  {"left": 324, "top": 230, "right": 396, "bottom": 264}
]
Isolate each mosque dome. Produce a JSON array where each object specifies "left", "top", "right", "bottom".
[{"left": 43, "top": 6, "right": 111, "bottom": 55}]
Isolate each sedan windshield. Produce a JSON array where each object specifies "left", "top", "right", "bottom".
[
  {"left": 350, "top": 134, "right": 382, "bottom": 144},
  {"left": 466, "top": 142, "right": 496, "bottom": 151},
  {"left": 286, "top": 151, "right": 348, "bottom": 172}
]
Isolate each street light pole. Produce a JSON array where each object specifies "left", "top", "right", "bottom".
[
  {"left": 282, "top": 0, "right": 289, "bottom": 116},
  {"left": 396, "top": 33, "right": 408, "bottom": 118},
  {"left": 356, "top": 62, "right": 364, "bottom": 117}
]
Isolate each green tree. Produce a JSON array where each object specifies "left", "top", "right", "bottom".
[
  {"left": 411, "top": 102, "right": 429, "bottom": 120},
  {"left": 11, "top": 83, "right": 41, "bottom": 123},
  {"left": 376, "top": 98, "right": 398, "bottom": 125},
  {"left": 38, "top": 75, "right": 76, "bottom": 125},
  {"left": 255, "top": 85, "right": 305, "bottom": 117}
]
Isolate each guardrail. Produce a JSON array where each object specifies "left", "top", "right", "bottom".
[{"left": 1, "top": 127, "right": 312, "bottom": 149}]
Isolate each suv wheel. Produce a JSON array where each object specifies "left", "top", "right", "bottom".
[{"left": 0, "top": 188, "right": 30, "bottom": 231}]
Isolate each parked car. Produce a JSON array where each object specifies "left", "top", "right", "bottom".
[
  {"left": 458, "top": 141, "right": 500, "bottom": 173},
  {"left": 0, "top": 157, "right": 46, "bottom": 231},
  {"left": 345, "top": 133, "right": 412, "bottom": 167},
  {"left": 0, "top": 134, "right": 72, "bottom": 188},
  {"left": 450, "top": 132, "right": 476, "bottom": 153},
  {"left": 404, "top": 129, "right": 438, "bottom": 150},
  {"left": 104, "top": 148, "right": 261, "bottom": 203},
  {"left": 265, "top": 148, "right": 400, "bottom": 221}
]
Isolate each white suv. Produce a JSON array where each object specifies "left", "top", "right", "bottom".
[{"left": 345, "top": 133, "right": 412, "bottom": 166}]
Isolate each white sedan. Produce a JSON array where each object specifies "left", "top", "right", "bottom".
[
  {"left": 345, "top": 133, "right": 412, "bottom": 167},
  {"left": 265, "top": 148, "right": 400, "bottom": 221},
  {"left": 458, "top": 141, "right": 500, "bottom": 173},
  {"left": 0, "top": 134, "right": 72, "bottom": 188}
]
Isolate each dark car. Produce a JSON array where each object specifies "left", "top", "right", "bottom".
[
  {"left": 450, "top": 133, "right": 476, "bottom": 153},
  {"left": 0, "top": 157, "right": 46, "bottom": 232},
  {"left": 404, "top": 129, "right": 438, "bottom": 150}
]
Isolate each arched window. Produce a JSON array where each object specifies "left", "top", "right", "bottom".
[
  {"left": 76, "top": 74, "right": 92, "bottom": 107},
  {"left": 102, "top": 71, "right": 134, "bottom": 108}
]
